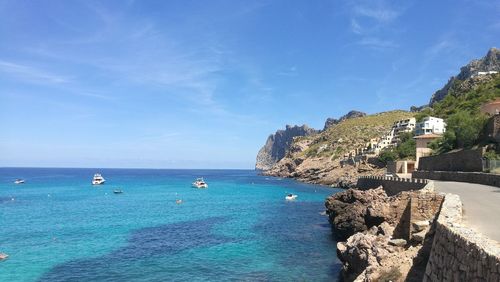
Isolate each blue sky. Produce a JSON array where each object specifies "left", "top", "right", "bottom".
[{"left": 0, "top": 0, "right": 499, "bottom": 169}]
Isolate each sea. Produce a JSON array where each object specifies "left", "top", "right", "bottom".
[{"left": 0, "top": 168, "right": 342, "bottom": 281}]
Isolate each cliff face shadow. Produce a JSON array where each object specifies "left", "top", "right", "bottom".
[
  {"left": 393, "top": 200, "right": 411, "bottom": 240},
  {"left": 405, "top": 219, "right": 437, "bottom": 281},
  {"left": 38, "top": 217, "right": 232, "bottom": 281}
]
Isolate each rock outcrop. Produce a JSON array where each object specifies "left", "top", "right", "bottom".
[
  {"left": 263, "top": 111, "right": 414, "bottom": 186},
  {"left": 323, "top": 110, "right": 367, "bottom": 130},
  {"left": 430, "top": 47, "right": 500, "bottom": 105},
  {"left": 326, "top": 188, "right": 444, "bottom": 281},
  {"left": 255, "top": 125, "right": 317, "bottom": 170}
]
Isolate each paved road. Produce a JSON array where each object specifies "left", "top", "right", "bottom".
[{"left": 434, "top": 181, "right": 500, "bottom": 242}]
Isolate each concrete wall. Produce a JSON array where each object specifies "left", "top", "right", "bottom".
[
  {"left": 424, "top": 194, "right": 500, "bottom": 281},
  {"left": 418, "top": 148, "right": 484, "bottom": 172},
  {"left": 413, "top": 170, "right": 500, "bottom": 188},
  {"left": 356, "top": 176, "right": 429, "bottom": 196}
]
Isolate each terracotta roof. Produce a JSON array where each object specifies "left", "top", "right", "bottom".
[{"left": 413, "top": 134, "right": 442, "bottom": 139}]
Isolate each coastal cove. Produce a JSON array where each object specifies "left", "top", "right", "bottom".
[{"left": 0, "top": 168, "right": 342, "bottom": 281}]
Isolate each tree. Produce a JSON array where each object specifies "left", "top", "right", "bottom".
[
  {"left": 435, "top": 110, "right": 487, "bottom": 152},
  {"left": 378, "top": 149, "right": 398, "bottom": 164}
]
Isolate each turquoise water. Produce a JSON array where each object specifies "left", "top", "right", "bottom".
[{"left": 0, "top": 168, "right": 341, "bottom": 281}]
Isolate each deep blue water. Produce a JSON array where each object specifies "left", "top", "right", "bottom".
[{"left": 0, "top": 168, "right": 341, "bottom": 281}]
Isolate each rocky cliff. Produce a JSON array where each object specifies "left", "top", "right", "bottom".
[
  {"left": 263, "top": 111, "right": 414, "bottom": 186},
  {"left": 429, "top": 47, "right": 500, "bottom": 105},
  {"left": 323, "top": 110, "right": 366, "bottom": 130},
  {"left": 255, "top": 125, "right": 318, "bottom": 170}
]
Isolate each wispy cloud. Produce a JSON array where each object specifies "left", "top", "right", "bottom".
[
  {"left": 0, "top": 60, "right": 70, "bottom": 84},
  {"left": 345, "top": 0, "right": 405, "bottom": 50},
  {"left": 353, "top": 4, "right": 400, "bottom": 23},
  {"left": 277, "top": 66, "right": 298, "bottom": 77},
  {"left": 357, "top": 37, "right": 398, "bottom": 49},
  {"left": 350, "top": 19, "right": 363, "bottom": 34}
]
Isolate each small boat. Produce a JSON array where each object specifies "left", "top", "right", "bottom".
[
  {"left": 14, "top": 179, "right": 25, "bottom": 184},
  {"left": 192, "top": 178, "right": 208, "bottom": 189},
  {"left": 92, "top": 173, "right": 106, "bottom": 185},
  {"left": 285, "top": 194, "right": 298, "bottom": 201},
  {"left": 176, "top": 199, "right": 183, "bottom": 204},
  {"left": 0, "top": 253, "right": 8, "bottom": 261},
  {"left": 113, "top": 189, "right": 123, "bottom": 194}
]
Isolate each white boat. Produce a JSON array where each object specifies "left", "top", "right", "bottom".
[
  {"left": 0, "top": 253, "right": 8, "bottom": 260},
  {"left": 113, "top": 189, "right": 123, "bottom": 194},
  {"left": 92, "top": 173, "right": 106, "bottom": 185},
  {"left": 14, "top": 179, "right": 25, "bottom": 184},
  {"left": 285, "top": 194, "right": 298, "bottom": 201},
  {"left": 192, "top": 178, "right": 208, "bottom": 188}
]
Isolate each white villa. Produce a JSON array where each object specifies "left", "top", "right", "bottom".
[
  {"left": 369, "top": 118, "right": 416, "bottom": 153},
  {"left": 415, "top": 117, "right": 446, "bottom": 136},
  {"left": 472, "top": 70, "right": 498, "bottom": 77},
  {"left": 391, "top": 118, "right": 416, "bottom": 144}
]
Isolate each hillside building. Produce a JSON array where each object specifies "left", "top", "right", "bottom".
[
  {"left": 472, "top": 70, "right": 498, "bottom": 77},
  {"left": 415, "top": 117, "right": 446, "bottom": 136},
  {"left": 391, "top": 118, "right": 416, "bottom": 144}
]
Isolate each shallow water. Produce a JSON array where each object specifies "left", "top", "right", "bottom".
[{"left": 0, "top": 168, "right": 341, "bottom": 281}]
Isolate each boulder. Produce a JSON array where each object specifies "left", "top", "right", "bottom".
[
  {"left": 388, "top": 239, "right": 407, "bottom": 247},
  {"left": 325, "top": 187, "right": 389, "bottom": 240},
  {"left": 412, "top": 230, "right": 426, "bottom": 244},
  {"left": 412, "top": 220, "right": 430, "bottom": 232}
]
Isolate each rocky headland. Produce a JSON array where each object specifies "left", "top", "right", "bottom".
[
  {"left": 255, "top": 125, "right": 318, "bottom": 170},
  {"left": 262, "top": 111, "right": 414, "bottom": 187}
]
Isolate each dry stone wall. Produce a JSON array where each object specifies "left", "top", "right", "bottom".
[{"left": 424, "top": 194, "right": 500, "bottom": 281}]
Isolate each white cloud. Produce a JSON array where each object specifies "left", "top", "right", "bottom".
[
  {"left": 345, "top": 0, "right": 406, "bottom": 50},
  {"left": 357, "top": 37, "right": 398, "bottom": 49},
  {"left": 353, "top": 5, "right": 400, "bottom": 23},
  {"left": 0, "top": 60, "right": 70, "bottom": 84}
]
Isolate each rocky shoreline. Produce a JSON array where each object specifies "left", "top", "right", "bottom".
[
  {"left": 262, "top": 161, "right": 385, "bottom": 188},
  {"left": 325, "top": 187, "right": 444, "bottom": 281}
]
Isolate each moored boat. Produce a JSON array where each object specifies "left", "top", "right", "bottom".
[
  {"left": 113, "top": 189, "right": 123, "bottom": 194},
  {"left": 0, "top": 253, "right": 8, "bottom": 261},
  {"left": 192, "top": 178, "right": 208, "bottom": 188},
  {"left": 92, "top": 173, "right": 106, "bottom": 185},
  {"left": 14, "top": 179, "right": 25, "bottom": 184}
]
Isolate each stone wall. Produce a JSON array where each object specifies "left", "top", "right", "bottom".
[
  {"left": 481, "top": 114, "right": 500, "bottom": 143},
  {"left": 413, "top": 170, "right": 500, "bottom": 188},
  {"left": 424, "top": 194, "right": 500, "bottom": 281},
  {"left": 356, "top": 176, "right": 429, "bottom": 196},
  {"left": 417, "top": 148, "right": 484, "bottom": 172}
]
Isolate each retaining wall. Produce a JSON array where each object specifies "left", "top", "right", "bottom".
[
  {"left": 356, "top": 176, "right": 429, "bottom": 196},
  {"left": 413, "top": 170, "right": 500, "bottom": 188},
  {"left": 424, "top": 194, "right": 500, "bottom": 281},
  {"left": 418, "top": 148, "right": 484, "bottom": 172}
]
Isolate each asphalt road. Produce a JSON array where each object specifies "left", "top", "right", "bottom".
[{"left": 434, "top": 181, "right": 500, "bottom": 243}]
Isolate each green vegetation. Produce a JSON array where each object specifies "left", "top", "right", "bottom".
[
  {"left": 483, "top": 150, "right": 500, "bottom": 160},
  {"left": 417, "top": 74, "right": 500, "bottom": 120},
  {"left": 429, "top": 110, "right": 488, "bottom": 154},
  {"left": 378, "top": 132, "right": 416, "bottom": 164},
  {"left": 418, "top": 74, "right": 500, "bottom": 153}
]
